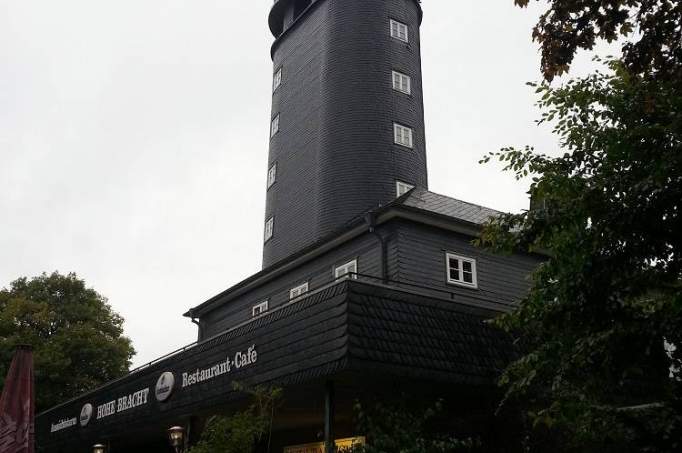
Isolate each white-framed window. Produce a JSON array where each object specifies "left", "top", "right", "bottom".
[
  {"left": 392, "top": 70, "right": 411, "bottom": 95},
  {"left": 396, "top": 181, "right": 415, "bottom": 197},
  {"left": 264, "top": 217, "right": 274, "bottom": 242},
  {"left": 267, "top": 163, "right": 277, "bottom": 189},
  {"left": 390, "top": 19, "right": 409, "bottom": 43},
  {"left": 289, "top": 282, "right": 309, "bottom": 300},
  {"left": 393, "top": 123, "right": 413, "bottom": 148},
  {"left": 273, "top": 67, "right": 282, "bottom": 92},
  {"left": 446, "top": 253, "right": 478, "bottom": 288},
  {"left": 334, "top": 259, "right": 358, "bottom": 280},
  {"left": 270, "top": 114, "right": 280, "bottom": 138},
  {"left": 252, "top": 300, "right": 269, "bottom": 317}
]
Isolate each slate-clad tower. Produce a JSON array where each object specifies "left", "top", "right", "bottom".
[{"left": 264, "top": 0, "right": 428, "bottom": 267}]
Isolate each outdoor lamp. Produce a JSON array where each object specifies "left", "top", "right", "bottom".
[
  {"left": 168, "top": 426, "right": 186, "bottom": 452},
  {"left": 92, "top": 444, "right": 106, "bottom": 453}
]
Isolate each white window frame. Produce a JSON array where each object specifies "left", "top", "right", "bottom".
[
  {"left": 270, "top": 114, "right": 280, "bottom": 138},
  {"left": 289, "top": 282, "right": 310, "bottom": 300},
  {"left": 446, "top": 253, "right": 478, "bottom": 288},
  {"left": 392, "top": 70, "right": 411, "bottom": 95},
  {"left": 393, "top": 123, "right": 413, "bottom": 148},
  {"left": 252, "top": 300, "right": 269, "bottom": 317},
  {"left": 334, "top": 259, "right": 358, "bottom": 280},
  {"left": 396, "top": 181, "right": 415, "bottom": 197},
  {"left": 267, "top": 163, "right": 277, "bottom": 189},
  {"left": 390, "top": 19, "right": 409, "bottom": 43},
  {"left": 273, "top": 67, "right": 282, "bottom": 92},
  {"left": 264, "top": 217, "right": 274, "bottom": 242}
]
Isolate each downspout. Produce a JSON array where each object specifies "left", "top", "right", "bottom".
[
  {"left": 365, "top": 212, "right": 389, "bottom": 283},
  {"left": 190, "top": 317, "right": 203, "bottom": 342}
]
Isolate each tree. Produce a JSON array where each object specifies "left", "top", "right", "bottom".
[
  {"left": 515, "top": 0, "right": 682, "bottom": 81},
  {"left": 352, "top": 399, "right": 481, "bottom": 453},
  {"left": 187, "top": 385, "right": 282, "bottom": 453},
  {"left": 0, "top": 272, "right": 135, "bottom": 412},
  {"left": 477, "top": 1, "right": 682, "bottom": 452}
]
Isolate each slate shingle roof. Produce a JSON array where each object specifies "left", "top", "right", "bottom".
[{"left": 398, "top": 188, "right": 502, "bottom": 226}]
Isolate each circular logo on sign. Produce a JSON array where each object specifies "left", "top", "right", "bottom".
[
  {"left": 155, "top": 372, "right": 175, "bottom": 402},
  {"left": 80, "top": 403, "right": 93, "bottom": 427}
]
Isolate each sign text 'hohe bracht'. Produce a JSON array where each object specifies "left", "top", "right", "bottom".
[{"left": 96, "top": 387, "right": 150, "bottom": 420}]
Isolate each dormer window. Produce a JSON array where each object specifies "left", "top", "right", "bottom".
[
  {"left": 252, "top": 300, "right": 269, "bottom": 317},
  {"left": 390, "top": 19, "right": 409, "bottom": 43},
  {"left": 334, "top": 260, "right": 358, "bottom": 280},
  {"left": 446, "top": 253, "right": 478, "bottom": 288},
  {"left": 289, "top": 282, "right": 309, "bottom": 300}
]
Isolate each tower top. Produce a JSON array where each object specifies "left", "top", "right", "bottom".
[{"left": 268, "top": 0, "right": 423, "bottom": 38}]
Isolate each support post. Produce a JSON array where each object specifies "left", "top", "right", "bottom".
[{"left": 324, "top": 380, "right": 335, "bottom": 453}]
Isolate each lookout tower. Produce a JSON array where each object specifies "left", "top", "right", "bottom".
[{"left": 263, "top": 0, "right": 428, "bottom": 267}]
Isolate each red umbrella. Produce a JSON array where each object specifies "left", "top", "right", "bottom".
[{"left": 0, "top": 345, "right": 35, "bottom": 453}]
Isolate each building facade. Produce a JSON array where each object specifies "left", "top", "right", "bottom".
[{"left": 36, "top": 1, "right": 544, "bottom": 452}]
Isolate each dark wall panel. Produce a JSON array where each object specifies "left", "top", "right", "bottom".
[
  {"left": 392, "top": 220, "right": 543, "bottom": 311},
  {"left": 263, "top": 0, "right": 428, "bottom": 267}
]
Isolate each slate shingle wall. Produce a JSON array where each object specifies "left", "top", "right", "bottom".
[
  {"left": 392, "top": 219, "right": 544, "bottom": 311},
  {"left": 263, "top": 0, "right": 428, "bottom": 267}
]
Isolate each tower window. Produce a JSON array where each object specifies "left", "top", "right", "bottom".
[
  {"left": 252, "top": 300, "right": 269, "bottom": 317},
  {"left": 390, "top": 19, "right": 409, "bottom": 43},
  {"left": 264, "top": 217, "right": 274, "bottom": 242},
  {"left": 273, "top": 67, "right": 282, "bottom": 92},
  {"left": 392, "top": 71, "right": 411, "bottom": 95},
  {"left": 446, "top": 253, "right": 478, "bottom": 288},
  {"left": 396, "top": 181, "right": 415, "bottom": 197},
  {"left": 267, "top": 163, "right": 277, "bottom": 189},
  {"left": 334, "top": 260, "right": 358, "bottom": 280},
  {"left": 393, "top": 123, "right": 413, "bottom": 148},
  {"left": 289, "top": 282, "right": 309, "bottom": 300},
  {"left": 270, "top": 114, "right": 280, "bottom": 138}
]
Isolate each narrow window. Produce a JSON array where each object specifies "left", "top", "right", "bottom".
[
  {"left": 392, "top": 70, "right": 411, "bottom": 95},
  {"left": 390, "top": 19, "right": 409, "bottom": 43},
  {"left": 252, "top": 300, "right": 269, "bottom": 317},
  {"left": 396, "top": 181, "right": 415, "bottom": 197},
  {"left": 270, "top": 114, "right": 280, "bottom": 138},
  {"left": 273, "top": 67, "right": 282, "bottom": 92},
  {"left": 264, "top": 217, "right": 274, "bottom": 242},
  {"left": 267, "top": 163, "right": 277, "bottom": 189},
  {"left": 334, "top": 259, "right": 358, "bottom": 280},
  {"left": 289, "top": 282, "right": 309, "bottom": 300},
  {"left": 393, "top": 123, "right": 413, "bottom": 148},
  {"left": 446, "top": 253, "right": 478, "bottom": 288}
]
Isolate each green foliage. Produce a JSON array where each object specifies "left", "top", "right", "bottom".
[
  {"left": 0, "top": 272, "right": 135, "bottom": 412},
  {"left": 514, "top": 0, "right": 682, "bottom": 81},
  {"left": 478, "top": 29, "right": 682, "bottom": 453},
  {"left": 351, "top": 399, "right": 481, "bottom": 453},
  {"left": 187, "top": 384, "right": 282, "bottom": 453}
]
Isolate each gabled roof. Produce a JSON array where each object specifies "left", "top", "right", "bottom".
[{"left": 398, "top": 188, "right": 502, "bottom": 226}]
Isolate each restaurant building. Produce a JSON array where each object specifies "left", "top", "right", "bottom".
[{"left": 36, "top": 0, "right": 543, "bottom": 451}]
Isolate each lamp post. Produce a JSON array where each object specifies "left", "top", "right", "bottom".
[
  {"left": 168, "top": 425, "right": 186, "bottom": 453},
  {"left": 92, "top": 444, "right": 106, "bottom": 453}
]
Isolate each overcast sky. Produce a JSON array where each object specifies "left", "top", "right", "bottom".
[{"left": 0, "top": 1, "right": 618, "bottom": 367}]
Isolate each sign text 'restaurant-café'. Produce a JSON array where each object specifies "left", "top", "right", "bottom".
[{"left": 182, "top": 345, "right": 258, "bottom": 388}]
